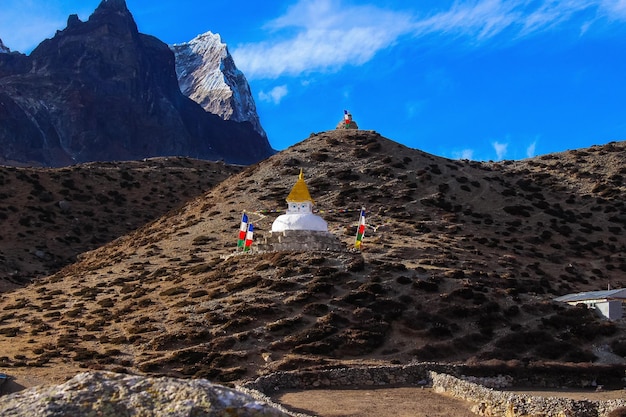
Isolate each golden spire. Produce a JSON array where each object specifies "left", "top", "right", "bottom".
[{"left": 286, "top": 168, "right": 314, "bottom": 204}]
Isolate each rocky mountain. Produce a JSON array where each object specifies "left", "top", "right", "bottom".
[
  {"left": 0, "top": 130, "right": 624, "bottom": 390},
  {"left": 171, "top": 32, "right": 267, "bottom": 139},
  {"left": 0, "top": 0, "right": 273, "bottom": 167},
  {"left": 0, "top": 157, "right": 242, "bottom": 290}
]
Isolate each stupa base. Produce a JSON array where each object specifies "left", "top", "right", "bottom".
[{"left": 253, "top": 230, "right": 345, "bottom": 253}]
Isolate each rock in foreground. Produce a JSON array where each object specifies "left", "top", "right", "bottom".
[{"left": 0, "top": 372, "right": 291, "bottom": 417}]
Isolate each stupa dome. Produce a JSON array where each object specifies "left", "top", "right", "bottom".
[{"left": 271, "top": 213, "right": 328, "bottom": 232}]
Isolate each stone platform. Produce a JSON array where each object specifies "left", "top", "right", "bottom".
[{"left": 254, "top": 230, "right": 345, "bottom": 252}]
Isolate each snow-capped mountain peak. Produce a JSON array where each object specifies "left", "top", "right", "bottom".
[{"left": 171, "top": 31, "right": 266, "bottom": 139}]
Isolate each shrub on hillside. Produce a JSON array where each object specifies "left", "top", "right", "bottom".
[
  {"left": 412, "top": 342, "right": 456, "bottom": 361},
  {"left": 495, "top": 330, "right": 553, "bottom": 352},
  {"left": 610, "top": 338, "right": 626, "bottom": 357},
  {"left": 542, "top": 304, "right": 617, "bottom": 341}
]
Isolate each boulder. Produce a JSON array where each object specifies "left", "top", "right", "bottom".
[{"left": 0, "top": 371, "right": 292, "bottom": 417}]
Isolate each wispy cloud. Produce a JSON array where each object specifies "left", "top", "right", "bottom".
[
  {"left": 600, "top": 0, "right": 626, "bottom": 19},
  {"left": 234, "top": 0, "right": 626, "bottom": 80},
  {"left": 453, "top": 149, "right": 475, "bottom": 160},
  {"left": 526, "top": 140, "right": 537, "bottom": 158},
  {"left": 518, "top": 1, "right": 599, "bottom": 36},
  {"left": 413, "top": 0, "right": 521, "bottom": 41},
  {"left": 411, "top": 0, "right": 612, "bottom": 42},
  {"left": 233, "top": 0, "right": 413, "bottom": 79},
  {"left": 258, "top": 85, "right": 289, "bottom": 104},
  {"left": 492, "top": 141, "right": 508, "bottom": 160}
]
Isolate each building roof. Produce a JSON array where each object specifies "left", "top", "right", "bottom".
[
  {"left": 286, "top": 169, "right": 314, "bottom": 204},
  {"left": 555, "top": 288, "right": 626, "bottom": 303}
]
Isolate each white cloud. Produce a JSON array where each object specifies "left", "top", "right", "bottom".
[
  {"left": 413, "top": 0, "right": 522, "bottom": 41},
  {"left": 258, "top": 85, "right": 289, "bottom": 104},
  {"left": 600, "top": 0, "right": 626, "bottom": 19},
  {"left": 233, "top": 0, "right": 413, "bottom": 79},
  {"left": 526, "top": 140, "right": 537, "bottom": 158},
  {"left": 518, "top": 1, "right": 598, "bottom": 36},
  {"left": 453, "top": 149, "right": 475, "bottom": 160},
  {"left": 234, "top": 0, "right": 626, "bottom": 80},
  {"left": 415, "top": 0, "right": 611, "bottom": 41},
  {"left": 492, "top": 141, "right": 508, "bottom": 160}
]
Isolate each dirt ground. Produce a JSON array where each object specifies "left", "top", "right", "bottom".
[
  {"left": 272, "top": 387, "right": 479, "bottom": 417},
  {"left": 272, "top": 387, "right": 626, "bottom": 417}
]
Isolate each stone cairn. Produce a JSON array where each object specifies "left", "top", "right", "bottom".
[{"left": 336, "top": 110, "right": 358, "bottom": 129}]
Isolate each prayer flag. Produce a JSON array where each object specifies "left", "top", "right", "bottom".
[
  {"left": 355, "top": 208, "right": 366, "bottom": 250},
  {"left": 238, "top": 212, "right": 248, "bottom": 248},
  {"left": 244, "top": 223, "right": 254, "bottom": 252}
]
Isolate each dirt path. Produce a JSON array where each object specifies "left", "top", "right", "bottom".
[{"left": 272, "top": 387, "right": 479, "bottom": 417}]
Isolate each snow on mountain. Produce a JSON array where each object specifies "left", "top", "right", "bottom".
[
  {"left": 0, "top": 38, "right": 10, "bottom": 53},
  {"left": 171, "top": 32, "right": 266, "bottom": 139}
]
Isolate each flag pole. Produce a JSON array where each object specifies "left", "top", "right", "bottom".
[
  {"left": 237, "top": 211, "right": 248, "bottom": 252},
  {"left": 244, "top": 223, "right": 254, "bottom": 253},
  {"left": 355, "top": 207, "right": 366, "bottom": 250}
]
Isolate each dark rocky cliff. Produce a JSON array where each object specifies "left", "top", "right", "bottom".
[{"left": 0, "top": 0, "right": 274, "bottom": 167}]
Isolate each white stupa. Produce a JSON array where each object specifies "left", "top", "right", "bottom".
[
  {"left": 271, "top": 169, "right": 328, "bottom": 232},
  {"left": 255, "top": 169, "right": 344, "bottom": 252}
]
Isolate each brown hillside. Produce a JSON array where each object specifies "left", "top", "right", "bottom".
[
  {"left": 0, "top": 158, "right": 241, "bottom": 290},
  {"left": 0, "top": 130, "right": 624, "bottom": 388}
]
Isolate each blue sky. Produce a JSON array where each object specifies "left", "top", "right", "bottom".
[{"left": 2, "top": 1, "right": 626, "bottom": 161}]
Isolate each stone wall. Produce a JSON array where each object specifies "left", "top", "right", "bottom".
[
  {"left": 241, "top": 363, "right": 626, "bottom": 417},
  {"left": 242, "top": 363, "right": 456, "bottom": 393},
  {"left": 430, "top": 371, "right": 626, "bottom": 417},
  {"left": 253, "top": 230, "right": 345, "bottom": 252}
]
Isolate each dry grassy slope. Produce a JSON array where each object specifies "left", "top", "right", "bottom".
[
  {"left": 0, "top": 158, "right": 242, "bottom": 290},
  {"left": 0, "top": 130, "right": 625, "bottom": 388}
]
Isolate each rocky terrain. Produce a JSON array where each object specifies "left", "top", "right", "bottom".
[
  {"left": 0, "top": 0, "right": 273, "bottom": 167},
  {"left": 0, "top": 129, "right": 624, "bottom": 393},
  {"left": 171, "top": 32, "right": 267, "bottom": 139},
  {"left": 0, "top": 157, "right": 241, "bottom": 290}
]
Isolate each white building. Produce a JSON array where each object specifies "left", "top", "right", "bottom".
[{"left": 555, "top": 289, "right": 626, "bottom": 321}]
